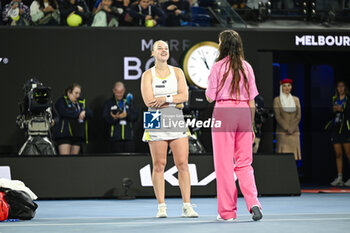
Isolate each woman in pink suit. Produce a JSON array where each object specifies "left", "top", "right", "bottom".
[{"left": 206, "top": 30, "right": 263, "bottom": 221}]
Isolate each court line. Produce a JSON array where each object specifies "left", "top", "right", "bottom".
[
  {"left": 1, "top": 217, "right": 350, "bottom": 227},
  {"left": 34, "top": 212, "right": 350, "bottom": 221}
]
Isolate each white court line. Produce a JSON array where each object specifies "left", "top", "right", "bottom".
[
  {"left": 1, "top": 218, "right": 350, "bottom": 227},
  {"left": 35, "top": 212, "right": 350, "bottom": 221}
]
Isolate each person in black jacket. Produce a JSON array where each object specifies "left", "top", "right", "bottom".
[
  {"left": 103, "top": 82, "right": 138, "bottom": 153},
  {"left": 325, "top": 81, "right": 350, "bottom": 187},
  {"left": 114, "top": 0, "right": 133, "bottom": 26},
  {"left": 54, "top": 83, "right": 93, "bottom": 155},
  {"left": 161, "top": 0, "right": 191, "bottom": 26},
  {"left": 129, "top": 0, "right": 165, "bottom": 26},
  {"left": 59, "top": 0, "right": 91, "bottom": 26}
]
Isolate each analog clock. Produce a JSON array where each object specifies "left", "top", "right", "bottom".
[{"left": 183, "top": 41, "right": 219, "bottom": 89}]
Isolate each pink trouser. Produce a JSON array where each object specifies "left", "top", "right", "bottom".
[{"left": 212, "top": 100, "right": 261, "bottom": 219}]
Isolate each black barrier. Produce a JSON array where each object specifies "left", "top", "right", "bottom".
[{"left": 0, "top": 153, "right": 300, "bottom": 198}]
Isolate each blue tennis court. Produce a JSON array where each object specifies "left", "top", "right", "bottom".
[{"left": 1, "top": 193, "right": 349, "bottom": 233}]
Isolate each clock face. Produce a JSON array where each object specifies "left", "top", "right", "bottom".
[{"left": 183, "top": 41, "right": 219, "bottom": 89}]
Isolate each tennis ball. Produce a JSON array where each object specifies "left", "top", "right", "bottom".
[
  {"left": 145, "top": 19, "right": 154, "bottom": 27},
  {"left": 67, "top": 14, "right": 83, "bottom": 27}
]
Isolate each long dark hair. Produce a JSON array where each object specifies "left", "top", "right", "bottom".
[
  {"left": 37, "top": 0, "right": 58, "bottom": 9},
  {"left": 64, "top": 83, "right": 81, "bottom": 96},
  {"left": 217, "top": 30, "right": 249, "bottom": 100},
  {"left": 334, "top": 81, "right": 349, "bottom": 98}
]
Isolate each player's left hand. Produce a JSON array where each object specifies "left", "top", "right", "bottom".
[{"left": 151, "top": 97, "right": 166, "bottom": 108}]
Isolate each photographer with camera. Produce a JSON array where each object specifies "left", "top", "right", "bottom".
[
  {"left": 54, "top": 83, "right": 93, "bottom": 155},
  {"left": 103, "top": 81, "right": 138, "bottom": 153}
]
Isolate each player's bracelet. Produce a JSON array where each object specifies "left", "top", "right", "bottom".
[{"left": 165, "top": 95, "right": 173, "bottom": 103}]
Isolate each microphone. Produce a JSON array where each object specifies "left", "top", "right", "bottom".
[{"left": 126, "top": 93, "right": 133, "bottom": 105}]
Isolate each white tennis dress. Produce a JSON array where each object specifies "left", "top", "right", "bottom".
[{"left": 142, "top": 65, "right": 189, "bottom": 142}]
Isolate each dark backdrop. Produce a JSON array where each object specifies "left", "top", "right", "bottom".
[{"left": 0, "top": 27, "right": 350, "bottom": 183}]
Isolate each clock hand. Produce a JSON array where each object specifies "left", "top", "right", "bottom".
[
  {"left": 200, "top": 50, "right": 210, "bottom": 70},
  {"left": 203, "top": 59, "right": 210, "bottom": 70}
]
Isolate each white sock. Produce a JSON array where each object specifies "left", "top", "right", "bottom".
[
  {"left": 338, "top": 173, "right": 343, "bottom": 179},
  {"left": 158, "top": 203, "right": 166, "bottom": 207},
  {"left": 183, "top": 203, "right": 192, "bottom": 208}
]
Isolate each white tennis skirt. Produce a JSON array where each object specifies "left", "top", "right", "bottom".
[{"left": 142, "top": 107, "right": 190, "bottom": 142}]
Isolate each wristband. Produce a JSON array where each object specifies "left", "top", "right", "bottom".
[{"left": 165, "top": 95, "right": 173, "bottom": 103}]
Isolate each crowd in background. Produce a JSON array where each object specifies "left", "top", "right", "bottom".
[
  {"left": 0, "top": 0, "right": 193, "bottom": 26},
  {"left": 2, "top": 0, "right": 349, "bottom": 27},
  {"left": 230, "top": 0, "right": 350, "bottom": 10}
]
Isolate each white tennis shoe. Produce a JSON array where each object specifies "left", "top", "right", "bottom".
[
  {"left": 216, "top": 215, "right": 236, "bottom": 222},
  {"left": 156, "top": 203, "right": 167, "bottom": 218},
  {"left": 331, "top": 177, "right": 344, "bottom": 186},
  {"left": 182, "top": 203, "right": 199, "bottom": 218},
  {"left": 344, "top": 178, "right": 350, "bottom": 187}
]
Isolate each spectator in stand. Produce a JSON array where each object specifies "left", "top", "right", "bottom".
[
  {"left": 54, "top": 83, "right": 93, "bottom": 155},
  {"left": 92, "top": 0, "right": 133, "bottom": 25},
  {"left": 103, "top": 82, "right": 138, "bottom": 153},
  {"left": 0, "top": 0, "right": 2, "bottom": 24},
  {"left": 129, "top": 0, "right": 165, "bottom": 27},
  {"left": 1, "top": 0, "right": 32, "bottom": 6},
  {"left": 116, "top": 0, "right": 135, "bottom": 25},
  {"left": 161, "top": 0, "right": 191, "bottom": 26},
  {"left": 30, "top": 0, "right": 60, "bottom": 25},
  {"left": 91, "top": 0, "right": 123, "bottom": 26},
  {"left": 149, "top": 0, "right": 160, "bottom": 6},
  {"left": 59, "top": 0, "right": 91, "bottom": 26},
  {"left": 2, "top": 0, "right": 31, "bottom": 25}
]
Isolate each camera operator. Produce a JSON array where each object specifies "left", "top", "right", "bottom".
[
  {"left": 54, "top": 83, "right": 93, "bottom": 155},
  {"left": 103, "top": 82, "right": 138, "bottom": 153}
]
